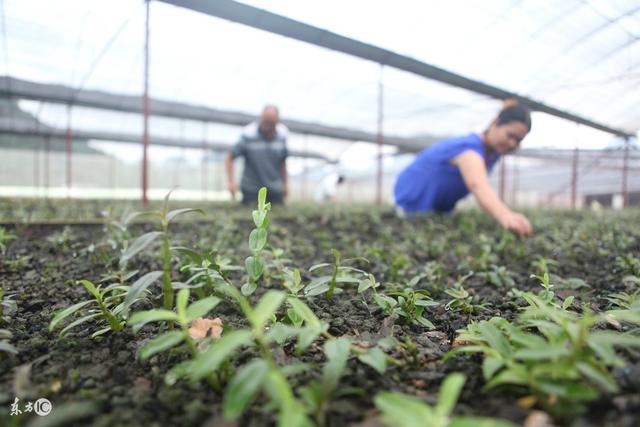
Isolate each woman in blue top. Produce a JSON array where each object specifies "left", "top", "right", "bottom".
[{"left": 394, "top": 100, "right": 532, "bottom": 238}]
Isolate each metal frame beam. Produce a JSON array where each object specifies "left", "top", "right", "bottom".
[
  {"left": 0, "top": 119, "right": 330, "bottom": 161},
  {"left": 0, "top": 77, "right": 435, "bottom": 152},
  {"left": 158, "top": 0, "right": 635, "bottom": 138}
]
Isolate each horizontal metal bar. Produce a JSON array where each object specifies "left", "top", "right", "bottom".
[
  {"left": 0, "top": 118, "right": 331, "bottom": 161},
  {"left": 0, "top": 76, "right": 436, "bottom": 152}
]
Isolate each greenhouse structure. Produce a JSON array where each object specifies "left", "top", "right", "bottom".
[{"left": 1, "top": 1, "right": 639, "bottom": 426}]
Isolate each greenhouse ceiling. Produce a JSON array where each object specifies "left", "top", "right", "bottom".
[{"left": 1, "top": 0, "right": 638, "bottom": 150}]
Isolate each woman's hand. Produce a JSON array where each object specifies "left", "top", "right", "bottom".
[{"left": 498, "top": 211, "right": 532, "bottom": 238}]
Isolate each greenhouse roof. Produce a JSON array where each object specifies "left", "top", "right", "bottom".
[{"left": 1, "top": 0, "right": 639, "bottom": 151}]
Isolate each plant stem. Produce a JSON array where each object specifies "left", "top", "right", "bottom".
[{"left": 161, "top": 223, "right": 173, "bottom": 312}]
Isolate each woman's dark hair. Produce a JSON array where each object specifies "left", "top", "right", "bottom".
[{"left": 496, "top": 99, "right": 532, "bottom": 131}]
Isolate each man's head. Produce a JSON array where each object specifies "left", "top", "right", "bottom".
[{"left": 259, "top": 105, "right": 280, "bottom": 141}]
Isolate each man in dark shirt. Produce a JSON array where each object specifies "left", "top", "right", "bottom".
[{"left": 225, "top": 105, "right": 289, "bottom": 204}]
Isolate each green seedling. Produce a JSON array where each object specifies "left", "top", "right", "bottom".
[
  {"left": 242, "top": 187, "right": 271, "bottom": 296},
  {"left": 46, "top": 226, "right": 76, "bottom": 249},
  {"left": 531, "top": 255, "right": 559, "bottom": 276},
  {"left": 129, "top": 288, "right": 220, "bottom": 356},
  {"left": 0, "top": 226, "right": 16, "bottom": 254},
  {"left": 49, "top": 272, "right": 160, "bottom": 338},
  {"left": 305, "top": 249, "right": 368, "bottom": 298},
  {"left": 484, "top": 265, "right": 516, "bottom": 288},
  {"left": 444, "top": 284, "right": 487, "bottom": 318},
  {"left": 0, "top": 328, "right": 18, "bottom": 356},
  {"left": 176, "top": 247, "right": 237, "bottom": 298},
  {"left": 298, "top": 336, "right": 353, "bottom": 427},
  {"left": 120, "top": 190, "right": 204, "bottom": 310},
  {"left": 615, "top": 253, "right": 640, "bottom": 277},
  {"left": 446, "top": 291, "right": 640, "bottom": 417},
  {"left": 374, "top": 373, "right": 517, "bottom": 427},
  {"left": 282, "top": 268, "right": 305, "bottom": 297}
]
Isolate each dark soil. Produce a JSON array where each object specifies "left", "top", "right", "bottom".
[{"left": 1, "top": 205, "right": 639, "bottom": 427}]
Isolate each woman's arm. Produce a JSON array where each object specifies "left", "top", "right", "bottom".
[{"left": 452, "top": 150, "right": 532, "bottom": 237}]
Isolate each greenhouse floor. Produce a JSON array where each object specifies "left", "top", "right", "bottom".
[{"left": 1, "top": 199, "right": 639, "bottom": 427}]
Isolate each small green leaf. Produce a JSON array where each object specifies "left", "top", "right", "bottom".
[
  {"left": 129, "top": 309, "right": 179, "bottom": 333},
  {"left": 59, "top": 313, "right": 101, "bottom": 337},
  {"left": 451, "top": 416, "right": 518, "bottom": 427},
  {"left": 358, "top": 347, "right": 387, "bottom": 374},
  {"left": 139, "top": 331, "right": 185, "bottom": 360},
  {"left": 190, "top": 330, "right": 252, "bottom": 380},
  {"left": 562, "top": 295, "right": 575, "bottom": 310},
  {"left": 171, "top": 246, "right": 203, "bottom": 264},
  {"left": 176, "top": 288, "right": 190, "bottom": 321},
  {"left": 49, "top": 300, "right": 93, "bottom": 332},
  {"left": 296, "top": 325, "right": 325, "bottom": 353},
  {"left": 322, "top": 337, "right": 351, "bottom": 395},
  {"left": 252, "top": 210, "right": 267, "bottom": 228},
  {"left": 308, "top": 263, "right": 331, "bottom": 272},
  {"left": 287, "top": 297, "right": 321, "bottom": 328},
  {"left": 186, "top": 296, "right": 221, "bottom": 321},
  {"left": 78, "top": 280, "right": 101, "bottom": 301},
  {"left": 165, "top": 360, "right": 194, "bottom": 386},
  {"left": 577, "top": 362, "right": 618, "bottom": 393},
  {"left": 241, "top": 281, "right": 258, "bottom": 296},
  {"left": 374, "top": 391, "right": 433, "bottom": 427},
  {"left": 166, "top": 208, "right": 205, "bottom": 223},
  {"left": 245, "top": 256, "right": 265, "bottom": 280},
  {"left": 249, "top": 228, "right": 268, "bottom": 253},
  {"left": 0, "top": 340, "right": 18, "bottom": 354},
  {"left": 476, "top": 321, "right": 511, "bottom": 357},
  {"left": 257, "top": 187, "right": 267, "bottom": 210},
  {"left": 121, "top": 271, "right": 163, "bottom": 315},
  {"left": 120, "top": 231, "right": 162, "bottom": 267},
  {"left": 251, "top": 290, "right": 285, "bottom": 331},
  {"left": 482, "top": 357, "right": 504, "bottom": 380},
  {"left": 436, "top": 373, "right": 465, "bottom": 418},
  {"left": 513, "top": 344, "right": 570, "bottom": 360},
  {"left": 223, "top": 359, "right": 269, "bottom": 420}
]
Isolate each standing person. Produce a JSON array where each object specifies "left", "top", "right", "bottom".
[
  {"left": 394, "top": 100, "right": 533, "bottom": 238},
  {"left": 226, "top": 105, "right": 289, "bottom": 205}
]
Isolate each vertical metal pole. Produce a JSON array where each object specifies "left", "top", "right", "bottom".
[
  {"left": 109, "top": 154, "right": 116, "bottom": 194},
  {"left": 511, "top": 152, "right": 519, "bottom": 207},
  {"left": 202, "top": 122, "right": 208, "bottom": 200},
  {"left": 499, "top": 156, "right": 506, "bottom": 200},
  {"left": 44, "top": 136, "right": 50, "bottom": 197},
  {"left": 33, "top": 138, "right": 40, "bottom": 195},
  {"left": 571, "top": 147, "right": 579, "bottom": 209},
  {"left": 142, "top": 0, "right": 151, "bottom": 206},
  {"left": 303, "top": 134, "right": 309, "bottom": 201},
  {"left": 65, "top": 104, "right": 72, "bottom": 198},
  {"left": 376, "top": 64, "right": 384, "bottom": 205},
  {"left": 622, "top": 137, "right": 629, "bottom": 208}
]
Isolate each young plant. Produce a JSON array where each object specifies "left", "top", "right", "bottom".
[
  {"left": 484, "top": 265, "right": 516, "bottom": 288},
  {"left": 0, "top": 226, "right": 16, "bottom": 254},
  {"left": 305, "top": 249, "right": 368, "bottom": 298},
  {"left": 129, "top": 287, "right": 221, "bottom": 354},
  {"left": 49, "top": 272, "right": 160, "bottom": 338},
  {"left": 298, "top": 336, "right": 352, "bottom": 427},
  {"left": 444, "top": 284, "right": 487, "bottom": 318},
  {"left": 242, "top": 187, "right": 271, "bottom": 295},
  {"left": 0, "top": 285, "right": 17, "bottom": 325},
  {"left": 121, "top": 191, "right": 204, "bottom": 310},
  {"left": 282, "top": 268, "right": 305, "bottom": 297},
  {"left": 446, "top": 298, "right": 640, "bottom": 416},
  {"left": 374, "top": 373, "right": 517, "bottom": 427},
  {"left": 0, "top": 328, "right": 18, "bottom": 356}
]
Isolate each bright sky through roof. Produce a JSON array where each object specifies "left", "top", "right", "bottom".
[{"left": 1, "top": 0, "right": 637, "bottom": 169}]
